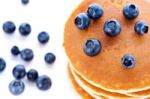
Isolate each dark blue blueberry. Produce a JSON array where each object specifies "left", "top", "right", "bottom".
[
  {"left": 103, "top": 19, "right": 121, "bottom": 37},
  {"left": 0, "top": 58, "right": 6, "bottom": 72},
  {"left": 11, "top": 46, "right": 20, "bottom": 56},
  {"left": 38, "top": 31, "right": 50, "bottom": 44},
  {"left": 75, "top": 13, "right": 90, "bottom": 30},
  {"left": 19, "top": 23, "right": 31, "bottom": 36},
  {"left": 87, "top": 3, "right": 103, "bottom": 19},
  {"left": 9, "top": 80, "right": 25, "bottom": 95},
  {"left": 21, "top": 0, "right": 29, "bottom": 5},
  {"left": 36, "top": 75, "right": 52, "bottom": 90},
  {"left": 27, "top": 69, "right": 38, "bottom": 81},
  {"left": 44, "top": 53, "right": 56, "bottom": 64},
  {"left": 121, "top": 54, "right": 136, "bottom": 69},
  {"left": 3, "top": 21, "right": 16, "bottom": 34},
  {"left": 123, "top": 3, "right": 139, "bottom": 19},
  {"left": 12, "top": 65, "right": 26, "bottom": 79},
  {"left": 134, "top": 20, "right": 149, "bottom": 35},
  {"left": 20, "top": 48, "right": 34, "bottom": 61},
  {"left": 83, "top": 39, "right": 101, "bottom": 57}
]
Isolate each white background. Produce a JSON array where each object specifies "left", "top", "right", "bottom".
[{"left": 0, "top": 0, "right": 83, "bottom": 99}]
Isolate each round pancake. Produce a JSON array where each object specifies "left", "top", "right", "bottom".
[
  {"left": 64, "top": 0, "right": 150, "bottom": 93},
  {"left": 70, "top": 62, "right": 150, "bottom": 98},
  {"left": 69, "top": 64, "right": 150, "bottom": 98},
  {"left": 69, "top": 64, "right": 140, "bottom": 99},
  {"left": 68, "top": 66, "right": 106, "bottom": 99}
]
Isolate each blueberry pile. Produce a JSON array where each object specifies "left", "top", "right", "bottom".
[
  {"left": 74, "top": 3, "right": 149, "bottom": 69},
  {"left": 9, "top": 65, "right": 52, "bottom": 95},
  {"left": 0, "top": 1, "right": 56, "bottom": 95}
]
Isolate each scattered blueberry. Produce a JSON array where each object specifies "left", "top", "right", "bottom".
[
  {"left": 21, "top": 0, "right": 29, "bottom": 5},
  {"left": 11, "top": 46, "right": 20, "bottom": 56},
  {"left": 83, "top": 39, "right": 102, "bottom": 57},
  {"left": 19, "top": 23, "right": 31, "bottom": 36},
  {"left": 87, "top": 3, "right": 103, "bottom": 19},
  {"left": 0, "top": 58, "right": 6, "bottom": 72},
  {"left": 44, "top": 53, "right": 56, "bottom": 64},
  {"left": 9, "top": 80, "right": 25, "bottom": 95},
  {"left": 121, "top": 54, "right": 136, "bottom": 69},
  {"left": 75, "top": 13, "right": 90, "bottom": 30},
  {"left": 12, "top": 65, "right": 26, "bottom": 79},
  {"left": 103, "top": 19, "right": 121, "bottom": 37},
  {"left": 123, "top": 3, "right": 139, "bottom": 19},
  {"left": 38, "top": 31, "right": 50, "bottom": 44},
  {"left": 134, "top": 20, "right": 149, "bottom": 35},
  {"left": 36, "top": 75, "right": 52, "bottom": 91},
  {"left": 27, "top": 69, "right": 39, "bottom": 81},
  {"left": 3, "top": 21, "right": 16, "bottom": 34},
  {"left": 20, "top": 48, "right": 34, "bottom": 61}
]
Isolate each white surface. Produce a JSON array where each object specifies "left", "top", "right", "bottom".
[{"left": 0, "top": 0, "right": 83, "bottom": 99}]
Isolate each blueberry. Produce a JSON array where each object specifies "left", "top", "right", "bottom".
[
  {"left": 27, "top": 69, "right": 38, "bottom": 81},
  {"left": 121, "top": 54, "right": 136, "bottom": 69},
  {"left": 36, "top": 75, "right": 52, "bottom": 90},
  {"left": 103, "top": 19, "right": 121, "bottom": 37},
  {"left": 87, "top": 3, "right": 103, "bottom": 19},
  {"left": 21, "top": 0, "right": 29, "bottom": 5},
  {"left": 9, "top": 80, "right": 25, "bottom": 95},
  {"left": 38, "top": 31, "right": 50, "bottom": 44},
  {"left": 0, "top": 58, "right": 6, "bottom": 72},
  {"left": 11, "top": 46, "right": 20, "bottom": 56},
  {"left": 20, "top": 48, "right": 34, "bottom": 61},
  {"left": 12, "top": 65, "right": 26, "bottom": 79},
  {"left": 3, "top": 21, "right": 16, "bottom": 34},
  {"left": 19, "top": 23, "right": 31, "bottom": 36},
  {"left": 123, "top": 3, "right": 139, "bottom": 19},
  {"left": 83, "top": 39, "right": 102, "bottom": 57},
  {"left": 44, "top": 53, "right": 56, "bottom": 64},
  {"left": 134, "top": 20, "right": 149, "bottom": 35},
  {"left": 75, "top": 13, "right": 90, "bottom": 30}
]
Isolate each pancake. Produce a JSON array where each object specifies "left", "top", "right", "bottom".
[
  {"left": 129, "top": 89, "right": 150, "bottom": 98},
  {"left": 69, "top": 63, "right": 150, "bottom": 99},
  {"left": 69, "top": 64, "right": 141, "bottom": 99},
  {"left": 70, "top": 62, "right": 150, "bottom": 98},
  {"left": 64, "top": 0, "right": 150, "bottom": 93},
  {"left": 68, "top": 65, "right": 107, "bottom": 99}
]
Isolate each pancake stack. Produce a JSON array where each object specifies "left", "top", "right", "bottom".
[{"left": 64, "top": 0, "right": 150, "bottom": 98}]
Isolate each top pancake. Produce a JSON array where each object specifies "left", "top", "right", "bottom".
[{"left": 64, "top": 0, "right": 150, "bottom": 93}]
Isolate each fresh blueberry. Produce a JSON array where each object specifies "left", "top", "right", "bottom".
[
  {"left": 3, "top": 21, "right": 16, "bottom": 34},
  {"left": 87, "top": 3, "right": 103, "bottom": 19},
  {"left": 123, "top": 3, "right": 139, "bottom": 19},
  {"left": 12, "top": 65, "right": 26, "bottom": 79},
  {"left": 21, "top": 0, "right": 29, "bottom": 5},
  {"left": 121, "top": 54, "right": 136, "bottom": 69},
  {"left": 27, "top": 69, "right": 38, "bottom": 81},
  {"left": 83, "top": 39, "right": 102, "bottom": 57},
  {"left": 36, "top": 75, "right": 52, "bottom": 90},
  {"left": 75, "top": 13, "right": 90, "bottom": 30},
  {"left": 9, "top": 80, "right": 25, "bottom": 95},
  {"left": 0, "top": 58, "right": 6, "bottom": 72},
  {"left": 38, "top": 31, "right": 50, "bottom": 44},
  {"left": 103, "top": 19, "right": 121, "bottom": 37},
  {"left": 20, "top": 48, "right": 34, "bottom": 61},
  {"left": 19, "top": 23, "right": 31, "bottom": 36},
  {"left": 44, "top": 53, "right": 56, "bottom": 64},
  {"left": 134, "top": 20, "right": 149, "bottom": 35},
  {"left": 11, "top": 46, "right": 20, "bottom": 56}
]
